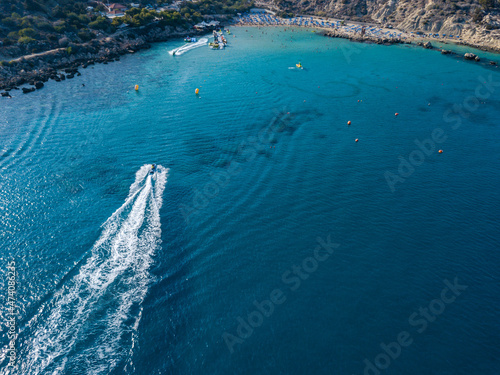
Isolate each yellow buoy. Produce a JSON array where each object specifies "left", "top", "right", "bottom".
[
  {"left": 135, "top": 85, "right": 139, "bottom": 91},
  {"left": 195, "top": 88, "right": 200, "bottom": 95}
]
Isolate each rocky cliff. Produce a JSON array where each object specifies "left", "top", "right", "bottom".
[{"left": 266, "top": 0, "right": 500, "bottom": 50}]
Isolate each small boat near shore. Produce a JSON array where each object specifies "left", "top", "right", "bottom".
[{"left": 209, "top": 30, "right": 227, "bottom": 50}]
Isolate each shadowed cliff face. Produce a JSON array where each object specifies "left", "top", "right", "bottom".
[{"left": 263, "top": 0, "right": 500, "bottom": 48}]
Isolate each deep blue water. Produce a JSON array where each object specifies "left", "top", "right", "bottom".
[{"left": 1, "top": 26, "right": 500, "bottom": 374}]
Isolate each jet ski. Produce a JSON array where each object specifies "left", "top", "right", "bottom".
[{"left": 150, "top": 164, "right": 157, "bottom": 175}]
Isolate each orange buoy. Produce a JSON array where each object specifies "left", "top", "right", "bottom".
[
  {"left": 355, "top": 138, "right": 358, "bottom": 142},
  {"left": 395, "top": 113, "right": 399, "bottom": 116},
  {"left": 195, "top": 88, "right": 199, "bottom": 94},
  {"left": 135, "top": 84, "right": 139, "bottom": 91},
  {"left": 347, "top": 121, "right": 351, "bottom": 125},
  {"left": 439, "top": 150, "right": 443, "bottom": 153}
]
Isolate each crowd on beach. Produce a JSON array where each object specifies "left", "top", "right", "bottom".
[{"left": 235, "top": 13, "right": 463, "bottom": 43}]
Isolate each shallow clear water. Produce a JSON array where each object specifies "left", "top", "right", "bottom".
[{"left": 1, "top": 26, "right": 500, "bottom": 374}]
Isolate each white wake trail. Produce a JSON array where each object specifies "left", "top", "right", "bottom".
[
  {"left": 17, "top": 165, "right": 169, "bottom": 375},
  {"left": 169, "top": 37, "right": 208, "bottom": 56}
]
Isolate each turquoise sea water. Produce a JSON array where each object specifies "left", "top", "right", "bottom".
[{"left": 1, "top": 26, "right": 500, "bottom": 374}]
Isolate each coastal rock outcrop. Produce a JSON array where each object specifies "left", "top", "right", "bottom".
[
  {"left": 323, "top": 29, "right": 406, "bottom": 46},
  {"left": 464, "top": 52, "right": 478, "bottom": 60},
  {"left": 34, "top": 81, "right": 44, "bottom": 89},
  {"left": 0, "top": 20, "right": 229, "bottom": 91},
  {"left": 0, "top": 24, "right": 194, "bottom": 90}
]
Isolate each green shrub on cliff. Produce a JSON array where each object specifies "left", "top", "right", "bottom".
[
  {"left": 1, "top": 16, "right": 17, "bottom": 28},
  {"left": 178, "top": 0, "right": 253, "bottom": 15},
  {"left": 77, "top": 30, "right": 93, "bottom": 41},
  {"left": 35, "top": 21, "right": 54, "bottom": 31},
  {"left": 158, "top": 10, "right": 182, "bottom": 26},
  {"left": 19, "top": 18, "right": 32, "bottom": 28},
  {"left": 18, "top": 36, "right": 35, "bottom": 44},
  {"left": 277, "top": 10, "right": 295, "bottom": 18},
  {"left": 51, "top": 5, "right": 65, "bottom": 18},
  {"left": 54, "top": 24, "right": 67, "bottom": 33},
  {"left": 89, "top": 16, "right": 110, "bottom": 31},
  {"left": 111, "top": 17, "right": 124, "bottom": 27},
  {"left": 122, "top": 8, "right": 157, "bottom": 27},
  {"left": 125, "top": 8, "right": 142, "bottom": 17},
  {"left": 23, "top": 0, "right": 46, "bottom": 13},
  {"left": 18, "top": 27, "right": 35, "bottom": 38}
]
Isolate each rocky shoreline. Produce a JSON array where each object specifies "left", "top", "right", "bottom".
[
  {"left": 322, "top": 29, "right": 410, "bottom": 47},
  {"left": 322, "top": 29, "right": 499, "bottom": 69},
  {"left": 1, "top": 16, "right": 498, "bottom": 97},
  {"left": 236, "top": 17, "right": 500, "bottom": 59},
  {"left": 0, "top": 22, "right": 219, "bottom": 96}
]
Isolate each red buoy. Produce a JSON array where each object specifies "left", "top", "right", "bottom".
[
  {"left": 347, "top": 121, "right": 351, "bottom": 125},
  {"left": 395, "top": 113, "right": 399, "bottom": 116},
  {"left": 355, "top": 138, "right": 358, "bottom": 142}
]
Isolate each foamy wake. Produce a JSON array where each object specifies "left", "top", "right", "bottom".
[
  {"left": 17, "top": 165, "right": 169, "bottom": 375},
  {"left": 168, "top": 38, "right": 208, "bottom": 56}
]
